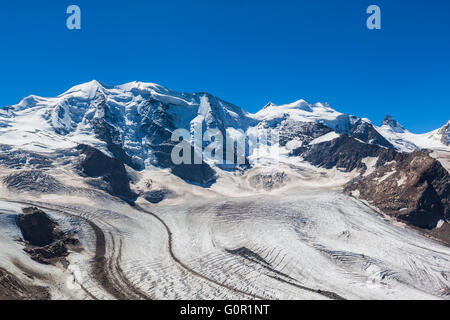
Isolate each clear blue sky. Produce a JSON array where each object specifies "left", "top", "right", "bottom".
[{"left": 0, "top": 0, "right": 448, "bottom": 132}]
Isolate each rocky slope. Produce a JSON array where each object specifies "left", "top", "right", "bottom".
[
  {"left": 77, "top": 144, "right": 137, "bottom": 202},
  {"left": 18, "top": 207, "right": 79, "bottom": 265},
  {"left": 344, "top": 151, "right": 450, "bottom": 229}
]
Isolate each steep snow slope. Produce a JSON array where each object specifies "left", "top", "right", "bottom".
[{"left": 0, "top": 81, "right": 254, "bottom": 169}]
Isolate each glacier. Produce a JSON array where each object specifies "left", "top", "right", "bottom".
[{"left": 0, "top": 80, "right": 449, "bottom": 300}]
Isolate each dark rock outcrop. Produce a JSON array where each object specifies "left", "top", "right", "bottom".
[
  {"left": 17, "top": 207, "right": 79, "bottom": 265},
  {"left": 18, "top": 207, "right": 56, "bottom": 246},
  {"left": 24, "top": 242, "right": 69, "bottom": 265},
  {"left": 330, "top": 115, "right": 394, "bottom": 148},
  {"left": 279, "top": 121, "right": 333, "bottom": 147},
  {"left": 144, "top": 189, "right": 175, "bottom": 204},
  {"left": 154, "top": 143, "right": 217, "bottom": 186},
  {"left": 171, "top": 163, "right": 217, "bottom": 186},
  {"left": 426, "top": 222, "right": 450, "bottom": 245},
  {"left": 345, "top": 151, "right": 450, "bottom": 229},
  {"left": 77, "top": 144, "right": 137, "bottom": 202},
  {"left": 295, "top": 135, "right": 397, "bottom": 173}
]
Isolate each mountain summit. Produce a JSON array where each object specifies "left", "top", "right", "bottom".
[
  {"left": 0, "top": 81, "right": 449, "bottom": 300},
  {"left": 437, "top": 121, "right": 450, "bottom": 146},
  {"left": 382, "top": 115, "right": 406, "bottom": 133},
  {"left": 0, "top": 80, "right": 449, "bottom": 168}
]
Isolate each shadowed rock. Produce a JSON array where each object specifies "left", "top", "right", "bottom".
[
  {"left": 144, "top": 189, "right": 175, "bottom": 204},
  {"left": 17, "top": 207, "right": 80, "bottom": 265},
  {"left": 77, "top": 144, "right": 137, "bottom": 202},
  {"left": 294, "top": 135, "right": 397, "bottom": 173},
  {"left": 18, "top": 207, "right": 56, "bottom": 247},
  {"left": 153, "top": 143, "right": 217, "bottom": 186}
]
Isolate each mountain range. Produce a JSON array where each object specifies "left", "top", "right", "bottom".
[
  {"left": 0, "top": 81, "right": 449, "bottom": 300},
  {"left": 1, "top": 80, "right": 449, "bottom": 220}
]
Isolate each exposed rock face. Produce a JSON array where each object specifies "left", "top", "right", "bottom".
[
  {"left": 0, "top": 268, "right": 50, "bottom": 300},
  {"left": 295, "top": 135, "right": 397, "bottom": 173},
  {"left": 171, "top": 163, "right": 217, "bottom": 186},
  {"left": 77, "top": 144, "right": 137, "bottom": 202},
  {"left": 90, "top": 94, "right": 142, "bottom": 170},
  {"left": 345, "top": 151, "right": 450, "bottom": 229},
  {"left": 24, "top": 242, "right": 69, "bottom": 265},
  {"left": 17, "top": 207, "right": 79, "bottom": 265},
  {"left": 343, "top": 117, "right": 394, "bottom": 148},
  {"left": 154, "top": 143, "right": 217, "bottom": 185},
  {"left": 144, "top": 189, "right": 175, "bottom": 204},
  {"left": 438, "top": 121, "right": 450, "bottom": 146},
  {"left": 382, "top": 115, "right": 406, "bottom": 133},
  {"left": 18, "top": 207, "right": 56, "bottom": 246},
  {"left": 323, "top": 115, "right": 394, "bottom": 148},
  {"left": 278, "top": 121, "right": 333, "bottom": 147},
  {"left": 427, "top": 222, "right": 450, "bottom": 245}
]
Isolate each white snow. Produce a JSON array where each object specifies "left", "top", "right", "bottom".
[
  {"left": 376, "top": 120, "right": 450, "bottom": 152},
  {"left": 309, "top": 131, "right": 340, "bottom": 145},
  {"left": 361, "top": 157, "right": 379, "bottom": 177},
  {"left": 377, "top": 169, "right": 396, "bottom": 182},
  {"left": 1, "top": 80, "right": 448, "bottom": 166}
]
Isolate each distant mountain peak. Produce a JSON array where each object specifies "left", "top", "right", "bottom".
[
  {"left": 437, "top": 120, "right": 450, "bottom": 145},
  {"left": 1, "top": 80, "right": 449, "bottom": 164},
  {"left": 263, "top": 102, "right": 275, "bottom": 109},
  {"left": 382, "top": 115, "right": 406, "bottom": 133},
  {"left": 60, "top": 79, "right": 108, "bottom": 100}
]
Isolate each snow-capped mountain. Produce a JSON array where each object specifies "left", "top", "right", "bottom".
[
  {"left": 376, "top": 115, "right": 450, "bottom": 152},
  {"left": 3, "top": 80, "right": 447, "bottom": 172},
  {"left": 0, "top": 81, "right": 255, "bottom": 170},
  {"left": 254, "top": 99, "right": 394, "bottom": 149},
  {"left": 1, "top": 80, "right": 450, "bottom": 301}
]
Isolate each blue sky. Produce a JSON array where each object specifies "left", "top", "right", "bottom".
[{"left": 0, "top": 0, "right": 448, "bottom": 132}]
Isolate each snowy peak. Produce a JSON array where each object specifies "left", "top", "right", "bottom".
[
  {"left": 59, "top": 80, "right": 109, "bottom": 100},
  {"left": 376, "top": 117, "right": 450, "bottom": 152},
  {"left": 437, "top": 121, "right": 450, "bottom": 146},
  {"left": 1, "top": 79, "right": 449, "bottom": 171},
  {"left": 254, "top": 98, "right": 343, "bottom": 124},
  {"left": 381, "top": 115, "right": 406, "bottom": 133},
  {"left": 258, "top": 99, "right": 336, "bottom": 114}
]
